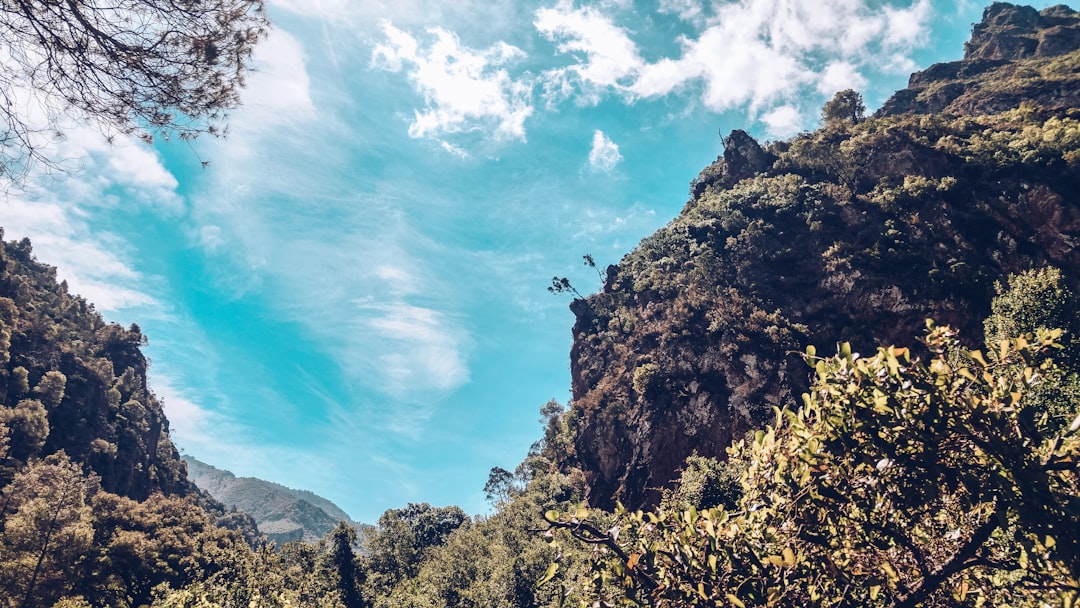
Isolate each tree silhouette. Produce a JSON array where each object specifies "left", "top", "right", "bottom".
[{"left": 0, "top": 0, "right": 268, "bottom": 182}]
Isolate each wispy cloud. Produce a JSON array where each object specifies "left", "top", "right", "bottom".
[
  {"left": 658, "top": 0, "right": 706, "bottom": 24},
  {"left": 0, "top": 118, "right": 182, "bottom": 312},
  {"left": 1, "top": 197, "right": 156, "bottom": 311},
  {"left": 363, "top": 300, "right": 470, "bottom": 399},
  {"left": 371, "top": 22, "right": 533, "bottom": 141},
  {"left": 186, "top": 18, "right": 477, "bottom": 436},
  {"left": 153, "top": 374, "right": 235, "bottom": 456},
  {"left": 588, "top": 129, "right": 623, "bottom": 172}
]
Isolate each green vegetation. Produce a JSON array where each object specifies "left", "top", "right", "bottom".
[
  {"left": 821, "top": 89, "right": 866, "bottom": 125},
  {"left": 1, "top": 3, "right": 1079, "bottom": 606},
  {"left": 545, "top": 318, "right": 1080, "bottom": 607},
  {"left": 564, "top": 83, "right": 1080, "bottom": 513}
]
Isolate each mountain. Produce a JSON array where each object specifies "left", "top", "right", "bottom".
[
  {"left": 560, "top": 2, "right": 1080, "bottom": 511},
  {"left": 183, "top": 454, "right": 363, "bottom": 544}
]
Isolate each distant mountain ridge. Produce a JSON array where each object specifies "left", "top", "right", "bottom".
[{"left": 183, "top": 455, "right": 363, "bottom": 544}]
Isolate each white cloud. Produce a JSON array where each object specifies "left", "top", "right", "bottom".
[
  {"left": 371, "top": 22, "right": 533, "bottom": 141},
  {"left": 588, "top": 130, "right": 623, "bottom": 172},
  {"left": 1, "top": 197, "right": 156, "bottom": 312},
  {"left": 58, "top": 128, "right": 184, "bottom": 213},
  {"left": 366, "top": 302, "right": 469, "bottom": 397},
  {"left": 237, "top": 28, "right": 316, "bottom": 128},
  {"left": 569, "top": 201, "right": 656, "bottom": 240},
  {"left": 884, "top": 0, "right": 931, "bottom": 47},
  {"left": 535, "top": 3, "right": 643, "bottom": 104},
  {"left": 0, "top": 115, "right": 181, "bottom": 314},
  {"left": 817, "top": 61, "right": 868, "bottom": 97},
  {"left": 366, "top": 0, "right": 934, "bottom": 144},
  {"left": 153, "top": 374, "right": 228, "bottom": 455},
  {"left": 439, "top": 140, "right": 470, "bottom": 159},
  {"left": 534, "top": 0, "right": 933, "bottom": 131},
  {"left": 658, "top": 0, "right": 705, "bottom": 23},
  {"left": 761, "top": 105, "right": 804, "bottom": 138}
]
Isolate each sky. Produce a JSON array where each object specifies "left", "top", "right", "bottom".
[{"left": 1, "top": 0, "right": 1071, "bottom": 523}]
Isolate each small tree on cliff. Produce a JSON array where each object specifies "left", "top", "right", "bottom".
[{"left": 821, "top": 89, "right": 866, "bottom": 125}]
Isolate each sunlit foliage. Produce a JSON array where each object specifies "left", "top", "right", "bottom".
[{"left": 545, "top": 322, "right": 1080, "bottom": 607}]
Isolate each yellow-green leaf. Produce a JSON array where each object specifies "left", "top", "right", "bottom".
[
  {"left": 782, "top": 547, "right": 796, "bottom": 567},
  {"left": 537, "top": 562, "right": 559, "bottom": 587}
]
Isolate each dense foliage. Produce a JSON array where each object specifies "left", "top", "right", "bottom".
[
  {"left": 566, "top": 61, "right": 1080, "bottom": 511},
  {"left": 544, "top": 267, "right": 1080, "bottom": 608},
  {"left": 2, "top": 3, "right": 1079, "bottom": 607}
]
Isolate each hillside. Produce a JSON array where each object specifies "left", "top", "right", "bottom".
[
  {"left": 0, "top": 232, "right": 194, "bottom": 499},
  {"left": 184, "top": 455, "right": 364, "bottom": 544},
  {"left": 0, "top": 233, "right": 272, "bottom": 606},
  {"left": 561, "top": 1, "right": 1080, "bottom": 511}
]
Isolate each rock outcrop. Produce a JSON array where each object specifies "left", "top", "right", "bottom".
[
  {"left": 878, "top": 3, "right": 1079, "bottom": 117},
  {"left": 563, "top": 3, "right": 1080, "bottom": 511}
]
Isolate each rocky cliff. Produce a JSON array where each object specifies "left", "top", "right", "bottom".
[
  {"left": 879, "top": 3, "right": 1079, "bottom": 116},
  {"left": 564, "top": 2, "right": 1080, "bottom": 511}
]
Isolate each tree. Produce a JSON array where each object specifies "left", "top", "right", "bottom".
[
  {"left": 0, "top": 0, "right": 268, "bottom": 181},
  {"left": 86, "top": 492, "right": 248, "bottom": 606},
  {"left": 545, "top": 324, "right": 1080, "bottom": 607},
  {"left": 984, "top": 267, "right": 1080, "bottom": 434},
  {"left": 0, "top": 399, "right": 49, "bottom": 462},
  {"left": 33, "top": 371, "right": 66, "bottom": 410},
  {"left": 0, "top": 452, "right": 96, "bottom": 608},
  {"left": 363, "top": 502, "right": 469, "bottom": 593},
  {"left": 821, "top": 89, "right": 866, "bottom": 125},
  {"left": 325, "top": 522, "right": 364, "bottom": 608},
  {"left": 484, "top": 466, "right": 518, "bottom": 505},
  {"left": 659, "top": 453, "right": 743, "bottom": 512}
]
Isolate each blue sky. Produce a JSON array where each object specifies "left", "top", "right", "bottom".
[{"left": 2, "top": 0, "right": 1070, "bottom": 523}]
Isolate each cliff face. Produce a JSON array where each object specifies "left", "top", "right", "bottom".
[
  {"left": 878, "top": 3, "right": 1079, "bottom": 117},
  {"left": 0, "top": 233, "right": 195, "bottom": 500},
  {"left": 565, "top": 3, "right": 1080, "bottom": 511}
]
